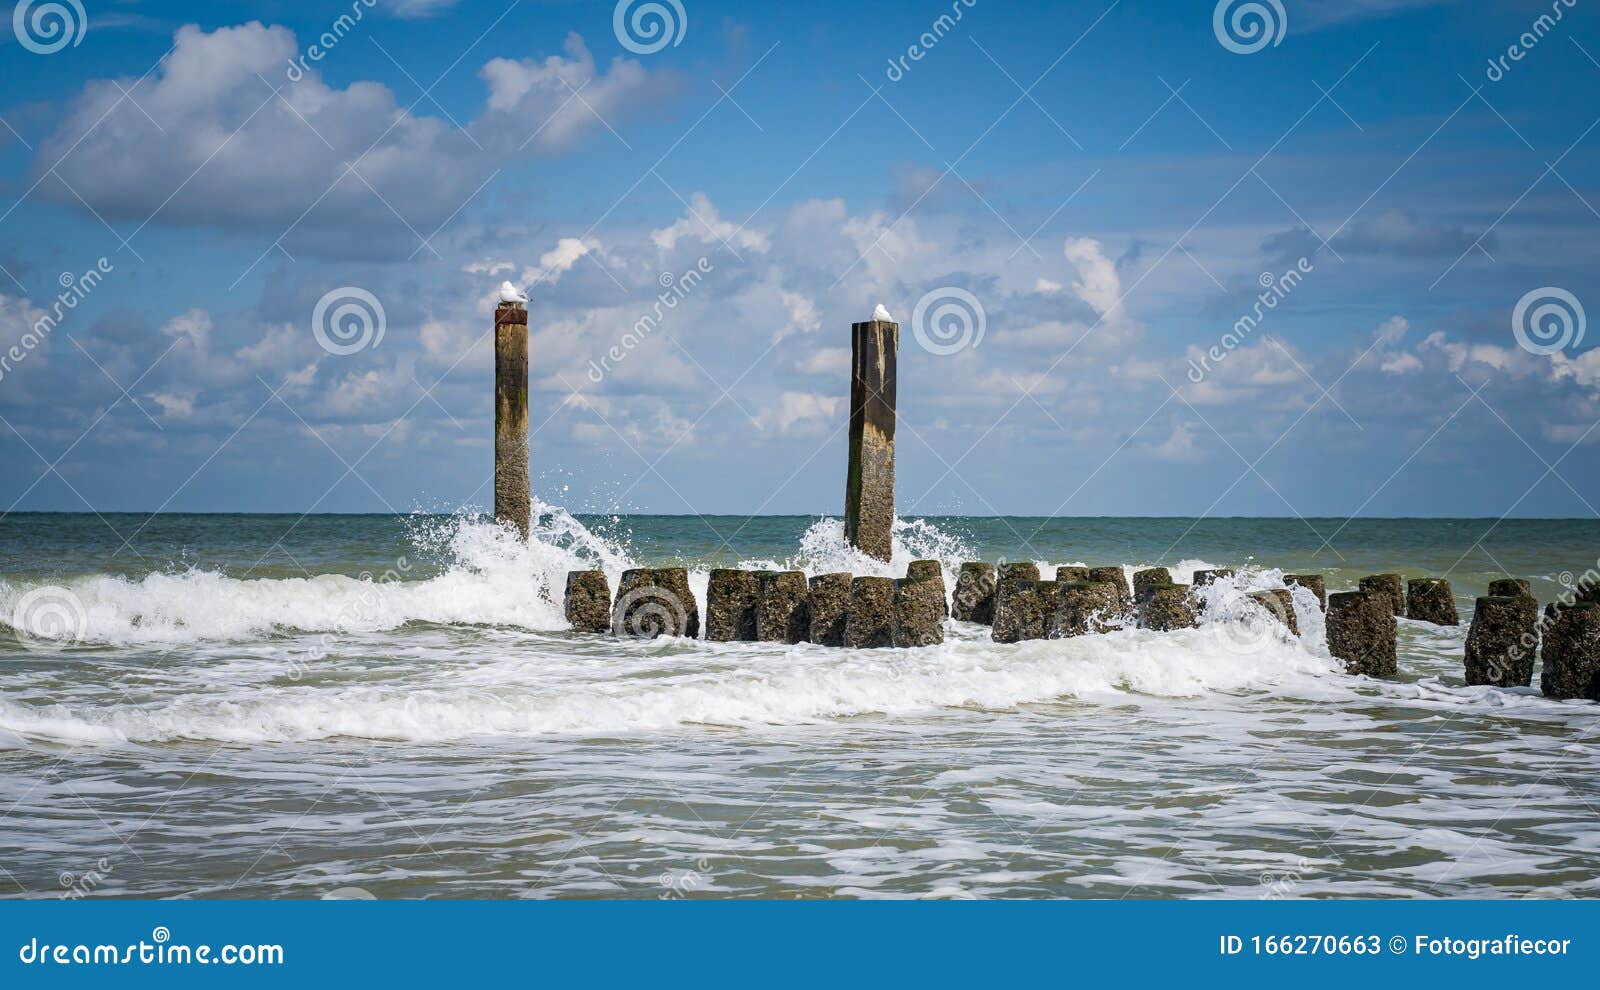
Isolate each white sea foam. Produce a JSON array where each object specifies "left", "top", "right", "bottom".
[
  {"left": 0, "top": 623, "right": 1341, "bottom": 745},
  {"left": 0, "top": 503, "right": 623, "bottom": 647},
  {"left": 6, "top": 513, "right": 1588, "bottom": 753}
]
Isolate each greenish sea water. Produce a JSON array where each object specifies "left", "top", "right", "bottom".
[{"left": 1, "top": 510, "right": 1597, "bottom": 899}]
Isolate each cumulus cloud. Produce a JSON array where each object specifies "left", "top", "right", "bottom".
[
  {"left": 757, "top": 391, "right": 842, "bottom": 434},
  {"left": 1380, "top": 352, "right": 1422, "bottom": 374},
  {"left": 651, "top": 192, "right": 770, "bottom": 253},
  {"left": 1063, "top": 237, "right": 1124, "bottom": 319},
  {"left": 1549, "top": 349, "right": 1600, "bottom": 392},
  {"left": 477, "top": 34, "right": 667, "bottom": 151},
  {"left": 776, "top": 290, "right": 822, "bottom": 340},
  {"left": 794, "top": 347, "right": 850, "bottom": 376},
  {"left": 1146, "top": 420, "right": 1203, "bottom": 462},
  {"left": 34, "top": 24, "right": 665, "bottom": 253},
  {"left": 1373, "top": 315, "right": 1410, "bottom": 346},
  {"left": 1182, "top": 341, "right": 1304, "bottom": 406},
  {"left": 160, "top": 308, "right": 212, "bottom": 351},
  {"left": 1000, "top": 237, "right": 1143, "bottom": 354},
  {"left": 526, "top": 237, "right": 601, "bottom": 285}
]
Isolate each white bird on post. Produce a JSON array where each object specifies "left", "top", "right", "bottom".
[
  {"left": 499, "top": 280, "right": 530, "bottom": 304},
  {"left": 872, "top": 303, "right": 893, "bottom": 323}
]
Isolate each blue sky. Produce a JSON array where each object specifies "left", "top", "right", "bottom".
[{"left": 1, "top": 0, "right": 1598, "bottom": 519}]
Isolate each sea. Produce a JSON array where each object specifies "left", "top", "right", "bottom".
[{"left": 1, "top": 509, "right": 1597, "bottom": 899}]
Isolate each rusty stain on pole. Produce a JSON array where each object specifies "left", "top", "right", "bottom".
[
  {"left": 845, "top": 316, "right": 897, "bottom": 562},
  {"left": 495, "top": 302, "right": 530, "bottom": 538}
]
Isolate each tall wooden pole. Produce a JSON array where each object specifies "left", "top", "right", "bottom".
[
  {"left": 495, "top": 302, "right": 530, "bottom": 538},
  {"left": 844, "top": 318, "right": 897, "bottom": 561}
]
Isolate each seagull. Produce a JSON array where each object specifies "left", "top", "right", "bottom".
[
  {"left": 872, "top": 303, "right": 893, "bottom": 322},
  {"left": 499, "top": 280, "right": 530, "bottom": 304}
]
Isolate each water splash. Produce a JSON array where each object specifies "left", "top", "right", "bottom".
[{"left": 0, "top": 500, "right": 638, "bottom": 647}]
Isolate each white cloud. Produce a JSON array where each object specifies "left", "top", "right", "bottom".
[
  {"left": 523, "top": 236, "right": 601, "bottom": 286},
  {"left": 1183, "top": 343, "right": 1304, "bottom": 405},
  {"left": 147, "top": 391, "right": 196, "bottom": 418},
  {"left": 478, "top": 34, "right": 662, "bottom": 152},
  {"left": 775, "top": 289, "right": 822, "bottom": 341},
  {"left": 757, "top": 391, "right": 841, "bottom": 434},
  {"left": 795, "top": 347, "right": 850, "bottom": 376},
  {"left": 651, "top": 193, "right": 769, "bottom": 253},
  {"left": 1550, "top": 349, "right": 1600, "bottom": 392},
  {"left": 1380, "top": 352, "right": 1422, "bottom": 374},
  {"left": 1417, "top": 331, "right": 1531, "bottom": 376},
  {"left": 1063, "top": 237, "right": 1124, "bottom": 320},
  {"left": 160, "top": 308, "right": 212, "bottom": 351},
  {"left": 35, "top": 25, "right": 664, "bottom": 249},
  {"left": 1373, "top": 315, "right": 1410, "bottom": 345},
  {"left": 1147, "top": 420, "right": 1203, "bottom": 462}
]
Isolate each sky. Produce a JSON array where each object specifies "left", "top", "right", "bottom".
[{"left": 0, "top": 0, "right": 1598, "bottom": 521}]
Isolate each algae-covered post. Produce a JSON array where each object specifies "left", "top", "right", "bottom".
[
  {"left": 494, "top": 301, "right": 531, "bottom": 538},
  {"left": 845, "top": 314, "right": 898, "bottom": 562}
]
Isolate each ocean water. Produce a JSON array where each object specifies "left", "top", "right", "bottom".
[{"left": 1, "top": 509, "right": 1598, "bottom": 900}]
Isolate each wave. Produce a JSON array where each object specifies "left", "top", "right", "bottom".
[
  {"left": 0, "top": 624, "right": 1342, "bottom": 745},
  {"left": 0, "top": 510, "right": 982, "bottom": 649},
  {"left": 0, "top": 502, "right": 621, "bottom": 646}
]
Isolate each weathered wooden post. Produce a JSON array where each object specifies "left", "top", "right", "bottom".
[
  {"left": 1464, "top": 594, "right": 1538, "bottom": 687},
  {"left": 1285, "top": 574, "right": 1327, "bottom": 610},
  {"left": 1406, "top": 578, "right": 1459, "bottom": 625},
  {"left": 1138, "top": 583, "right": 1199, "bottom": 631},
  {"left": 1327, "top": 590, "right": 1397, "bottom": 677},
  {"left": 495, "top": 302, "right": 531, "bottom": 538},
  {"left": 1088, "top": 567, "right": 1132, "bottom": 613},
  {"left": 844, "top": 315, "right": 897, "bottom": 561},
  {"left": 844, "top": 576, "right": 896, "bottom": 648},
  {"left": 756, "top": 571, "right": 810, "bottom": 644},
  {"left": 1132, "top": 567, "right": 1172, "bottom": 603},
  {"left": 706, "top": 569, "right": 760, "bottom": 642},
  {"left": 1247, "top": 589, "right": 1299, "bottom": 635},
  {"left": 563, "top": 570, "right": 611, "bottom": 633},
  {"left": 952, "top": 562, "right": 997, "bottom": 624},
  {"left": 1359, "top": 574, "right": 1404, "bottom": 617},
  {"left": 808, "top": 573, "right": 853, "bottom": 647},
  {"left": 1541, "top": 602, "right": 1600, "bottom": 699}
]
